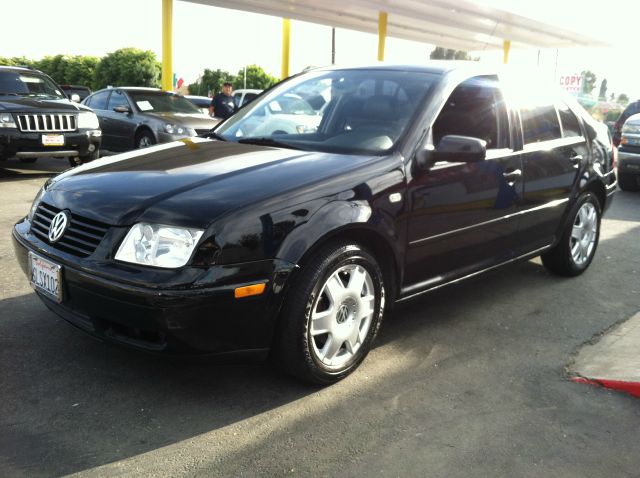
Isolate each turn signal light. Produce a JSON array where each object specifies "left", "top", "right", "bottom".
[{"left": 234, "top": 283, "right": 266, "bottom": 299}]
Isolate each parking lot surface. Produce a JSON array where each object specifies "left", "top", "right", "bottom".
[{"left": 1, "top": 161, "right": 640, "bottom": 477}]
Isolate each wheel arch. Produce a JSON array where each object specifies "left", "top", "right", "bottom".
[
  {"left": 583, "top": 178, "right": 606, "bottom": 212},
  {"left": 134, "top": 125, "right": 156, "bottom": 147}
]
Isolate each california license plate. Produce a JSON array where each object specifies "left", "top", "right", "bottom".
[
  {"left": 29, "top": 252, "right": 62, "bottom": 302},
  {"left": 42, "top": 134, "right": 64, "bottom": 146}
]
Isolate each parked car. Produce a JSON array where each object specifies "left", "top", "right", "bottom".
[
  {"left": 185, "top": 95, "right": 212, "bottom": 115},
  {"left": 233, "top": 88, "right": 262, "bottom": 108},
  {"left": 82, "top": 87, "right": 220, "bottom": 151},
  {"left": 612, "top": 100, "right": 640, "bottom": 147},
  {"left": 236, "top": 93, "right": 321, "bottom": 136},
  {"left": 13, "top": 64, "right": 617, "bottom": 384},
  {"left": 59, "top": 85, "right": 92, "bottom": 103},
  {"left": 0, "top": 66, "right": 101, "bottom": 166},
  {"left": 617, "top": 112, "right": 640, "bottom": 191}
]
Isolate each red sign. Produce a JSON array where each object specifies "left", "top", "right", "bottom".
[{"left": 559, "top": 74, "right": 582, "bottom": 93}]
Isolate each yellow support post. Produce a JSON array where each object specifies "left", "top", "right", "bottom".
[
  {"left": 162, "top": 0, "right": 173, "bottom": 91},
  {"left": 503, "top": 39, "right": 511, "bottom": 64},
  {"left": 281, "top": 18, "right": 291, "bottom": 80},
  {"left": 378, "top": 11, "right": 388, "bottom": 62}
]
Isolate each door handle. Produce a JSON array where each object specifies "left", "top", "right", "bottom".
[
  {"left": 570, "top": 154, "right": 583, "bottom": 168},
  {"left": 502, "top": 168, "right": 521, "bottom": 185}
]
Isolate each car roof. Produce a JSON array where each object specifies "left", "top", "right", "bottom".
[{"left": 0, "top": 65, "right": 44, "bottom": 74}]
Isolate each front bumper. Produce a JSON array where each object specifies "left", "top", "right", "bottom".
[
  {"left": 618, "top": 149, "right": 640, "bottom": 176},
  {"left": 0, "top": 128, "right": 101, "bottom": 159},
  {"left": 12, "top": 219, "right": 295, "bottom": 357}
]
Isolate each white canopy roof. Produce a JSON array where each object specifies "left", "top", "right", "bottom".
[{"left": 182, "top": 0, "right": 607, "bottom": 51}]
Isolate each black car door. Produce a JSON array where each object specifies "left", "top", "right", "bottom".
[
  {"left": 513, "top": 102, "right": 583, "bottom": 254},
  {"left": 404, "top": 76, "right": 523, "bottom": 294},
  {"left": 104, "top": 90, "right": 135, "bottom": 151},
  {"left": 86, "top": 90, "right": 112, "bottom": 149}
]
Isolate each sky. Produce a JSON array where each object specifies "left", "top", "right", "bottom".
[{"left": 3, "top": 0, "right": 639, "bottom": 99}]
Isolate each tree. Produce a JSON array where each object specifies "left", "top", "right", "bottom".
[
  {"left": 617, "top": 93, "right": 630, "bottom": 105},
  {"left": 93, "top": 48, "right": 161, "bottom": 90},
  {"left": 598, "top": 78, "right": 608, "bottom": 100},
  {"left": 188, "top": 68, "right": 234, "bottom": 96},
  {"left": 0, "top": 56, "right": 36, "bottom": 68},
  {"left": 581, "top": 70, "right": 597, "bottom": 95},
  {"left": 430, "top": 47, "right": 478, "bottom": 61},
  {"left": 36, "top": 55, "right": 99, "bottom": 86},
  {"left": 233, "top": 65, "right": 278, "bottom": 90}
]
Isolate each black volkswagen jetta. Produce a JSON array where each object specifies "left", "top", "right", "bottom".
[{"left": 12, "top": 64, "right": 617, "bottom": 384}]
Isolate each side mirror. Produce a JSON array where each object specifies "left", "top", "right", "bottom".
[
  {"left": 70, "top": 93, "right": 81, "bottom": 103},
  {"left": 416, "top": 135, "right": 487, "bottom": 170},
  {"left": 113, "top": 105, "right": 131, "bottom": 114}
]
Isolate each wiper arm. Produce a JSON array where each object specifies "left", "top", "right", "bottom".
[
  {"left": 237, "top": 137, "right": 302, "bottom": 150},
  {"left": 203, "top": 131, "right": 227, "bottom": 141}
]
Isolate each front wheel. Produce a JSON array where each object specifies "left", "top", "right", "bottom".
[
  {"left": 276, "top": 242, "right": 386, "bottom": 384},
  {"left": 136, "top": 130, "right": 156, "bottom": 149},
  {"left": 541, "top": 192, "right": 601, "bottom": 276}
]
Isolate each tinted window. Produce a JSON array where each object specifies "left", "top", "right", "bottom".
[
  {"left": 557, "top": 103, "right": 581, "bottom": 137},
  {"left": 521, "top": 105, "right": 561, "bottom": 144},
  {"left": 0, "top": 71, "right": 65, "bottom": 99},
  {"left": 127, "top": 91, "right": 201, "bottom": 113},
  {"left": 89, "top": 91, "right": 110, "bottom": 110},
  {"left": 107, "top": 90, "right": 130, "bottom": 110},
  {"left": 432, "top": 76, "right": 509, "bottom": 149}
]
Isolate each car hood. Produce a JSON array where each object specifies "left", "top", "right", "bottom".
[
  {"left": 144, "top": 111, "right": 219, "bottom": 129},
  {"left": 44, "top": 138, "right": 383, "bottom": 228},
  {"left": 0, "top": 97, "right": 90, "bottom": 113}
]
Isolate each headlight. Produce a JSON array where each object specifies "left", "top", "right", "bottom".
[
  {"left": 115, "top": 223, "right": 204, "bottom": 268},
  {"left": 164, "top": 124, "right": 187, "bottom": 135},
  {"left": 27, "top": 186, "right": 46, "bottom": 222},
  {"left": 77, "top": 112, "right": 100, "bottom": 129},
  {"left": 0, "top": 113, "right": 16, "bottom": 129}
]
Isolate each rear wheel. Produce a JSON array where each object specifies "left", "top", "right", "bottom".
[
  {"left": 618, "top": 171, "right": 640, "bottom": 191},
  {"left": 541, "top": 192, "right": 601, "bottom": 276},
  {"left": 276, "top": 242, "right": 386, "bottom": 384}
]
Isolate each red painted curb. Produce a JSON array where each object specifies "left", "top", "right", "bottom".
[{"left": 571, "top": 376, "right": 640, "bottom": 398}]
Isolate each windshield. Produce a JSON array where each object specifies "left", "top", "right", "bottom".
[
  {"left": 216, "top": 69, "right": 439, "bottom": 155},
  {"left": 0, "top": 71, "right": 65, "bottom": 99},
  {"left": 128, "top": 91, "right": 202, "bottom": 114}
]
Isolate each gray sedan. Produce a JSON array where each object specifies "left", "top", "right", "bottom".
[{"left": 82, "top": 87, "right": 220, "bottom": 152}]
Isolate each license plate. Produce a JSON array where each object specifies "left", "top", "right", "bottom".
[
  {"left": 29, "top": 252, "right": 62, "bottom": 302},
  {"left": 42, "top": 134, "right": 64, "bottom": 146}
]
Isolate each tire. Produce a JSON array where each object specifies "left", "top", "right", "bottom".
[
  {"left": 275, "top": 242, "right": 386, "bottom": 385},
  {"left": 618, "top": 171, "right": 640, "bottom": 191},
  {"left": 78, "top": 150, "right": 100, "bottom": 165},
  {"left": 135, "top": 130, "right": 156, "bottom": 149},
  {"left": 541, "top": 191, "right": 601, "bottom": 277},
  {"left": 18, "top": 158, "right": 37, "bottom": 163}
]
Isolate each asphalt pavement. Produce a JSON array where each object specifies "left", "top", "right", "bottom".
[{"left": 1, "top": 159, "right": 640, "bottom": 477}]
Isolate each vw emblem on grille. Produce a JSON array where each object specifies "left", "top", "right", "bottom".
[{"left": 48, "top": 211, "right": 69, "bottom": 243}]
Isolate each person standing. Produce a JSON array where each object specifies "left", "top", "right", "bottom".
[{"left": 209, "top": 82, "right": 236, "bottom": 119}]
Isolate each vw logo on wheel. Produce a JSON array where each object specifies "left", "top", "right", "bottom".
[{"left": 48, "top": 211, "right": 69, "bottom": 243}]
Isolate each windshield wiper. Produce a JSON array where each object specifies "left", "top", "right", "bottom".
[
  {"left": 237, "top": 137, "right": 302, "bottom": 150},
  {"left": 203, "top": 131, "right": 227, "bottom": 141}
]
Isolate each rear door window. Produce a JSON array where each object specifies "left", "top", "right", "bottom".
[
  {"left": 107, "top": 90, "right": 130, "bottom": 110},
  {"left": 557, "top": 103, "right": 582, "bottom": 137},
  {"left": 521, "top": 105, "right": 561, "bottom": 144}
]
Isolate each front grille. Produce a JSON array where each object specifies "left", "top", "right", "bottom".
[
  {"left": 30, "top": 203, "right": 109, "bottom": 258},
  {"left": 16, "top": 113, "right": 77, "bottom": 132}
]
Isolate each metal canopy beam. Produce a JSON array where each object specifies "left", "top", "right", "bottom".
[{"left": 181, "top": 0, "right": 607, "bottom": 51}]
